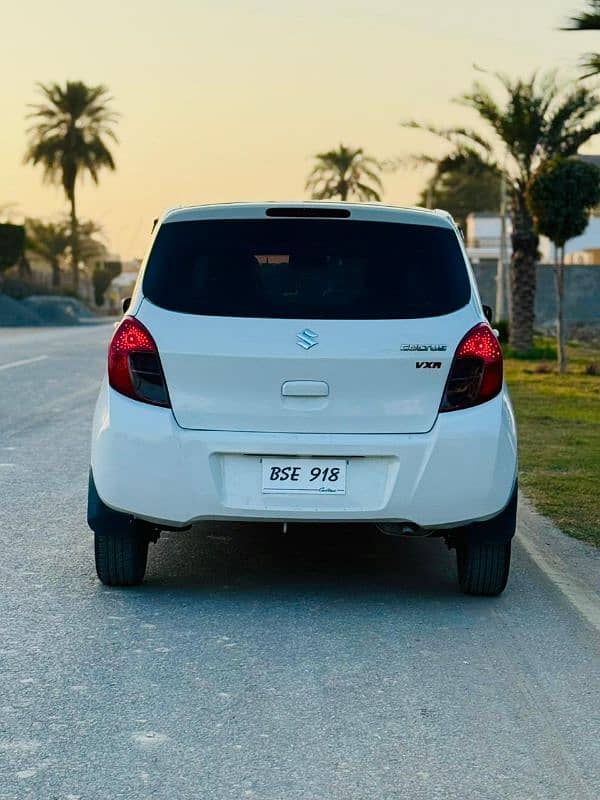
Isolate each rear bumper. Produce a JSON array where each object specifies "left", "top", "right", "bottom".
[{"left": 90, "top": 380, "right": 517, "bottom": 529}]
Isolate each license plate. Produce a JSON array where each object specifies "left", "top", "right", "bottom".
[{"left": 261, "top": 458, "right": 347, "bottom": 495}]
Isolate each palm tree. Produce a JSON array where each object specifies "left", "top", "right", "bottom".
[
  {"left": 24, "top": 81, "right": 118, "bottom": 292},
  {"left": 416, "top": 147, "right": 501, "bottom": 230},
  {"left": 26, "top": 218, "right": 70, "bottom": 288},
  {"left": 403, "top": 71, "right": 600, "bottom": 352},
  {"left": 562, "top": 1, "right": 600, "bottom": 77},
  {"left": 77, "top": 219, "right": 107, "bottom": 263},
  {"left": 306, "top": 145, "right": 383, "bottom": 202}
]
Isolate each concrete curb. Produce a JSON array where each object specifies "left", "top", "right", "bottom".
[{"left": 517, "top": 495, "right": 600, "bottom": 632}]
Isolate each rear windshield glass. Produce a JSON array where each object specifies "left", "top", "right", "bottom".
[{"left": 143, "top": 219, "right": 470, "bottom": 319}]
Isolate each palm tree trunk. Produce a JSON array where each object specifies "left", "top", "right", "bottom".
[
  {"left": 508, "top": 195, "right": 538, "bottom": 353},
  {"left": 69, "top": 190, "right": 80, "bottom": 293},
  {"left": 555, "top": 245, "right": 567, "bottom": 374},
  {"left": 51, "top": 259, "right": 61, "bottom": 288}
]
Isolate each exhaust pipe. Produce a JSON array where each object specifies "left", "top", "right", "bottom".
[{"left": 376, "top": 522, "right": 431, "bottom": 538}]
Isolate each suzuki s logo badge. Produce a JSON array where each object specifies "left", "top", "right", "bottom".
[{"left": 296, "top": 328, "right": 319, "bottom": 350}]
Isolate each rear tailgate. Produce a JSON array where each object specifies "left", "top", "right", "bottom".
[
  {"left": 136, "top": 300, "right": 477, "bottom": 434},
  {"left": 137, "top": 213, "right": 477, "bottom": 434}
]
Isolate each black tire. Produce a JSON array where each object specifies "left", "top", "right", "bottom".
[
  {"left": 95, "top": 530, "right": 149, "bottom": 586},
  {"left": 456, "top": 540, "right": 511, "bottom": 596}
]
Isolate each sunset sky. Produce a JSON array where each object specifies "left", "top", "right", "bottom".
[{"left": 2, "top": 0, "right": 598, "bottom": 259}]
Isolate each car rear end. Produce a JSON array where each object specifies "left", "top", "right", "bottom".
[{"left": 89, "top": 202, "right": 517, "bottom": 593}]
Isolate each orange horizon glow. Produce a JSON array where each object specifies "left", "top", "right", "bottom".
[{"left": 1, "top": 0, "right": 598, "bottom": 259}]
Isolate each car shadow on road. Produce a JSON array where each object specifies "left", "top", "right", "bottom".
[{"left": 140, "top": 522, "right": 461, "bottom": 601}]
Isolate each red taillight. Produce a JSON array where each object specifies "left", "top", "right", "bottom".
[
  {"left": 440, "top": 323, "right": 503, "bottom": 412},
  {"left": 108, "top": 317, "right": 170, "bottom": 407}
]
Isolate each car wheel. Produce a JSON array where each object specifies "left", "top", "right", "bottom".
[
  {"left": 94, "top": 528, "right": 149, "bottom": 586},
  {"left": 456, "top": 540, "right": 511, "bottom": 596}
]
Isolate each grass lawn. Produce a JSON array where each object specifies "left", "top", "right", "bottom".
[{"left": 505, "top": 339, "right": 600, "bottom": 546}]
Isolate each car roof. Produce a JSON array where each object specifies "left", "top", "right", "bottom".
[{"left": 160, "top": 202, "right": 457, "bottom": 230}]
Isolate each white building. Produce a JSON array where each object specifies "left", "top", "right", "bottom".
[
  {"left": 465, "top": 213, "right": 511, "bottom": 263},
  {"left": 466, "top": 212, "right": 600, "bottom": 264},
  {"left": 547, "top": 216, "right": 600, "bottom": 263}
]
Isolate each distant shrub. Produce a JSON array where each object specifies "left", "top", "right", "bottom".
[
  {"left": 92, "top": 260, "right": 121, "bottom": 306},
  {"left": 1, "top": 276, "right": 34, "bottom": 299},
  {"left": 0, "top": 224, "right": 25, "bottom": 273}
]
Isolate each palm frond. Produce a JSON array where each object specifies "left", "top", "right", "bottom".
[
  {"left": 401, "top": 121, "right": 493, "bottom": 155},
  {"left": 542, "top": 84, "right": 600, "bottom": 155},
  {"left": 25, "top": 217, "right": 71, "bottom": 263},
  {"left": 458, "top": 82, "right": 506, "bottom": 135},
  {"left": 352, "top": 163, "right": 383, "bottom": 189},
  {"left": 562, "top": 1, "right": 600, "bottom": 30},
  {"left": 353, "top": 181, "right": 381, "bottom": 202},
  {"left": 580, "top": 52, "right": 600, "bottom": 77},
  {"left": 556, "top": 119, "right": 600, "bottom": 156}
]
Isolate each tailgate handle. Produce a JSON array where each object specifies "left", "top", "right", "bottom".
[{"left": 282, "top": 380, "right": 329, "bottom": 397}]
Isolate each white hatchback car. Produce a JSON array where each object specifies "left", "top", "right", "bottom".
[{"left": 88, "top": 202, "right": 517, "bottom": 594}]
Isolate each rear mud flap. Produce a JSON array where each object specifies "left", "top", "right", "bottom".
[
  {"left": 87, "top": 469, "right": 136, "bottom": 536},
  {"left": 466, "top": 481, "right": 518, "bottom": 544}
]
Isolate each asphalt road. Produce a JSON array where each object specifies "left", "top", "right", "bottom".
[{"left": 1, "top": 324, "right": 599, "bottom": 800}]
